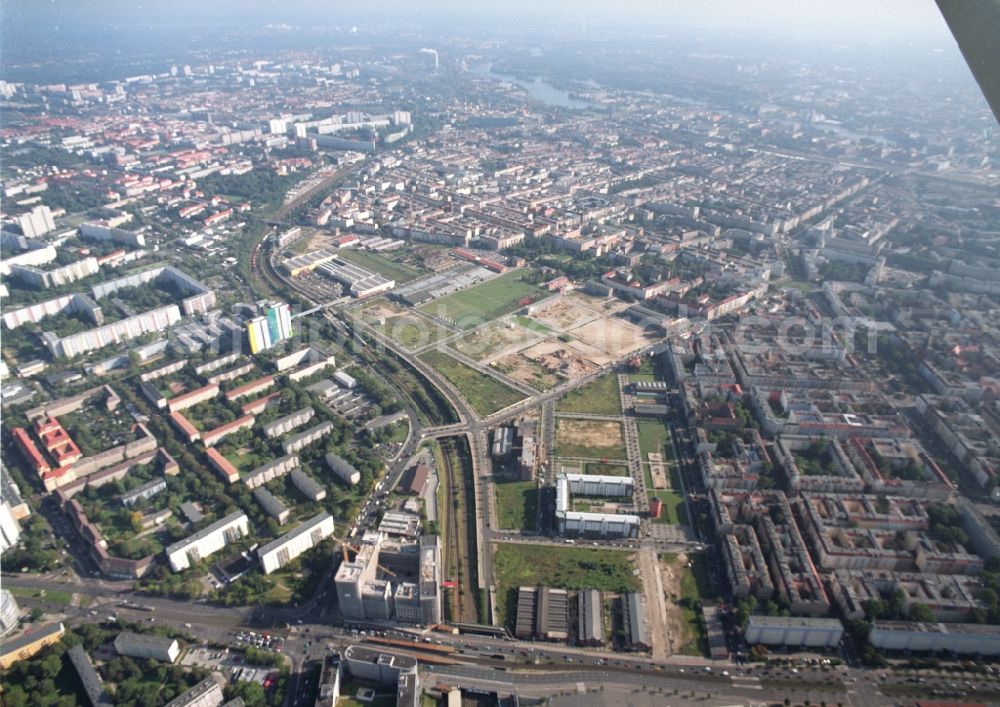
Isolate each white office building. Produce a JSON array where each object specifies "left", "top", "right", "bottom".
[
  {"left": 258, "top": 512, "right": 334, "bottom": 574},
  {"left": 113, "top": 632, "right": 181, "bottom": 663},
  {"left": 745, "top": 616, "right": 844, "bottom": 649},
  {"left": 554, "top": 475, "right": 640, "bottom": 539},
  {"left": 0, "top": 590, "right": 20, "bottom": 637},
  {"left": 0, "top": 502, "right": 20, "bottom": 553},
  {"left": 326, "top": 453, "right": 361, "bottom": 485},
  {"left": 165, "top": 511, "right": 249, "bottom": 572},
  {"left": 564, "top": 473, "right": 633, "bottom": 498}
]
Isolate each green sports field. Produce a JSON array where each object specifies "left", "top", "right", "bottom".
[{"left": 418, "top": 270, "right": 545, "bottom": 329}]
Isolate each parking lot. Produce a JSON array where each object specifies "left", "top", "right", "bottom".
[
  {"left": 181, "top": 646, "right": 280, "bottom": 688},
  {"left": 233, "top": 629, "right": 284, "bottom": 653}
]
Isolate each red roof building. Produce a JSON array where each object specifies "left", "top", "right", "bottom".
[
  {"left": 167, "top": 383, "right": 219, "bottom": 413},
  {"left": 202, "top": 415, "right": 255, "bottom": 447},
  {"left": 13, "top": 427, "right": 51, "bottom": 474},
  {"left": 34, "top": 415, "right": 83, "bottom": 466},
  {"left": 241, "top": 391, "right": 283, "bottom": 416},
  {"left": 225, "top": 375, "right": 275, "bottom": 402},
  {"left": 206, "top": 448, "right": 239, "bottom": 484},
  {"left": 41, "top": 465, "right": 77, "bottom": 492},
  {"left": 402, "top": 464, "right": 430, "bottom": 495},
  {"left": 169, "top": 412, "right": 201, "bottom": 443}
]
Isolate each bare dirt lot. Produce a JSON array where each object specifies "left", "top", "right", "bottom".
[
  {"left": 454, "top": 321, "right": 541, "bottom": 362},
  {"left": 555, "top": 419, "right": 627, "bottom": 459},
  {"left": 530, "top": 297, "right": 603, "bottom": 331},
  {"left": 492, "top": 353, "right": 563, "bottom": 391},
  {"left": 520, "top": 339, "right": 601, "bottom": 376},
  {"left": 356, "top": 299, "right": 407, "bottom": 323},
  {"left": 567, "top": 316, "right": 659, "bottom": 358}
]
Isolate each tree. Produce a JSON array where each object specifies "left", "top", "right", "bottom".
[
  {"left": 3, "top": 686, "right": 29, "bottom": 707},
  {"left": 909, "top": 602, "right": 935, "bottom": 623},
  {"left": 35, "top": 652, "right": 63, "bottom": 681},
  {"left": 225, "top": 682, "right": 267, "bottom": 707}
]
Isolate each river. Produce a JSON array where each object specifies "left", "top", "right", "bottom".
[{"left": 470, "top": 63, "right": 594, "bottom": 110}]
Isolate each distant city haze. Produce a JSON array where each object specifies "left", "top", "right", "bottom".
[{"left": 1, "top": 0, "right": 953, "bottom": 42}]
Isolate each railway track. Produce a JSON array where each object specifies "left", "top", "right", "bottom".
[
  {"left": 439, "top": 437, "right": 465, "bottom": 623},
  {"left": 438, "top": 436, "right": 480, "bottom": 624}
]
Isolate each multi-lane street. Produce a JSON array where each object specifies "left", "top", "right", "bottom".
[{"left": 0, "top": 567, "right": 906, "bottom": 706}]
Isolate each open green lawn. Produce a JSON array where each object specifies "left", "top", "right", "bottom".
[
  {"left": 494, "top": 543, "right": 639, "bottom": 627},
  {"left": 636, "top": 420, "right": 671, "bottom": 461},
  {"left": 264, "top": 580, "right": 293, "bottom": 604},
  {"left": 584, "top": 462, "right": 630, "bottom": 476},
  {"left": 9, "top": 586, "right": 73, "bottom": 605},
  {"left": 285, "top": 236, "right": 314, "bottom": 255},
  {"left": 383, "top": 314, "right": 444, "bottom": 350},
  {"left": 556, "top": 374, "right": 622, "bottom": 416},
  {"left": 651, "top": 490, "right": 688, "bottom": 525},
  {"left": 419, "top": 349, "right": 526, "bottom": 416},
  {"left": 782, "top": 279, "right": 815, "bottom": 292},
  {"left": 419, "top": 270, "right": 545, "bottom": 328},
  {"left": 226, "top": 449, "right": 271, "bottom": 473},
  {"left": 494, "top": 481, "right": 538, "bottom": 530},
  {"left": 387, "top": 421, "right": 409, "bottom": 444},
  {"left": 514, "top": 315, "right": 553, "bottom": 333},
  {"left": 336, "top": 248, "right": 422, "bottom": 284}
]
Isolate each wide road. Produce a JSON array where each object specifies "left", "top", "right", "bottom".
[{"left": 15, "top": 570, "right": 1000, "bottom": 706}]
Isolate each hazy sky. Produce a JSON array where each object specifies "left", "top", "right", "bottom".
[{"left": 1, "top": 0, "right": 952, "bottom": 41}]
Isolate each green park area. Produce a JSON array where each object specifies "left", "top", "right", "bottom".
[
  {"left": 494, "top": 543, "right": 639, "bottom": 627},
  {"left": 8, "top": 586, "right": 73, "bottom": 606},
  {"left": 383, "top": 314, "right": 443, "bottom": 350},
  {"left": 419, "top": 349, "right": 525, "bottom": 416},
  {"left": 556, "top": 373, "right": 622, "bottom": 416},
  {"left": 584, "top": 462, "right": 630, "bottom": 476},
  {"left": 494, "top": 480, "right": 538, "bottom": 531},
  {"left": 651, "top": 490, "right": 688, "bottom": 525},
  {"left": 513, "top": 315, "right": 552, "bottom": 333},
  {"left": 637, "top": 420, "right": 672, "bottom": 460},
  {"left": 419, "top": 269, "right": 545, "bottom": 328},
  {"left": 643, "top": 460, "right": 687, "bottom": 525}
]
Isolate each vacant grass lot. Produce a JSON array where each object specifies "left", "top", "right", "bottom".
[
  {"left": 419, "top": 349, "right": 526, "bottom": 416},
  {"left": 494, "top": 480, "right": 538, "bottom": 530},
  {"left": 8, "top": 586, "right": 73, "bottom": 605},
  {"left": 419, "top": 270, "right": 545, "bottom": 329},
  {"left": 651, "top": 490, "right": 688, "bottom": 524},
  {"left": 664, "top": 552, "right": 716, "bottom": 657},
  {"left": 383, "top": 314, "right": 444, "bottom": 350},
  {"left": 556, "top": 374, "right": 622, "bottom": 416},
  {"left": 514, "top": 315, "right": 553, "bottom": 333},
  {"left": 584, "top": 462, "right": 630, "bottom": 476},
  {"left": 637, "top": 420, "right": 672, "bottom": 461},
  {"left": 336, "top": 248, "right": 422, "bottom": 284},
  {"left": 494, "top": 543, "right": 639, "bottom": 627}
]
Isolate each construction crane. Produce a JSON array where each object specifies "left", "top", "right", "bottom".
[{"left": 332, "top": 534, "right": 396, "bottom": 577}]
